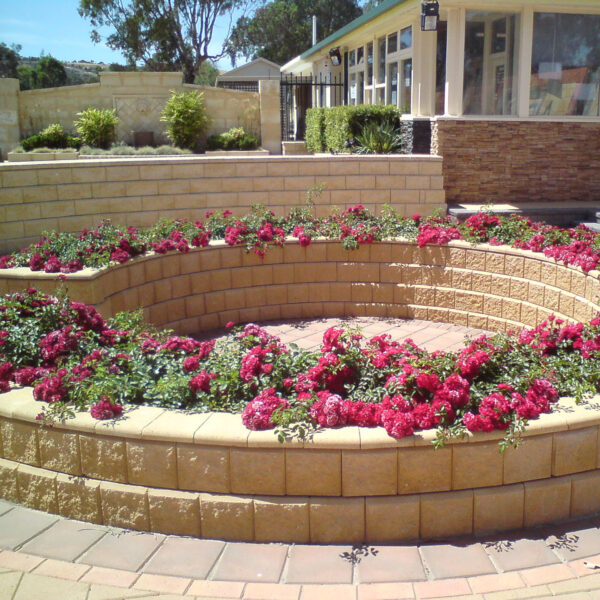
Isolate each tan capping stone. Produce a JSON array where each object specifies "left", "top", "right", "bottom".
[
  {"left": 38, "top": 427, "right": 81, "bottom": 475},
  {"left": 200, "top": 493, "right": 254, "bottom": 541},
  {"left": 0, "top": 457, "right": 18, "bottom": 502},
  {"left": 230, "top": 447, "right": 285, "bottom": 496},
  {"left": 79, "top": 433, "right": 128, "bottom": 483},
  {"left": 56, "top": 472, "right": 102, "bottom": 524},
  {"left": 285, "top": 449, "right": 341, "bottom": 496},
  {"left": 342, "top": 449, "right": 398, "bottom": 496},
  {"left": 398, "top": 446, "right": 452, "bottom": 494},
  {"left": 177, "top": 443, "right": 230, "bottom": 493},
  {"left": 524, "top": 476, "right": 571, "bottom": 527},
  {"left": 503, "top": 435, "right": 552, "bottom": 484},
  {"left": 365, "top": 495, "right": 420, "bottom": 542},
  {"left": 552, "top": 427, "right": 598, "bottom": 476},
  {"left": 254, "top": 496, "right": 310, "bottom": 543},
  {"left": 452, "top": 442, "right": 503, "bottom": 490},
  {"left": 100, "top": 480, "right": 150, "bottom": 531},
  {"left": 309, "top": 497, "right": 365, "bottom": 544},
  {"left": 148, "top": 488, "right": 201, "bottom": 536},
  {"left": 474, "top": 484, "right": 524, "bottom": 534},
  {"left": 16, "top": 462, "right": 58, "bottom": 513},
  {"left": 126, "top": 439, "right": 178, "bottom": 489},
  {"left": 420, "top": 489, "right": 473, "bottom": 539}
]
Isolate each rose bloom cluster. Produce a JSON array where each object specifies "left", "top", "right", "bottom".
[
  {"left": 1, "top": 208, "right": 599, "bottom": 275},
  {"left": 1, "top": 290, "right": 600, "bottom": 441}
]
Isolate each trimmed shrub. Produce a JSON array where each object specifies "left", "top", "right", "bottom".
[
  {"left": 20, "top": 124, "right": 82, "bottom": 152},
  {"left": 305, "top": 107, "right": 327, "bottom": 153},
  {"left": 74, "top": 108, "right": 119, "bottom": 149},
  {"left": 160, "top": 90, "right": 209, "bottom": 150},
  {"left": 320, "top": 105, "right": 404, "bottom": 154},
  {"left": 206, "top": 127, "right": 258, "bottom": 150}
]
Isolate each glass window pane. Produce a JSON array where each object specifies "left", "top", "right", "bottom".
[
  {"left": 530, "top": 12, "right": 600, "bottom": 116},
  {"left": 357, "top": 71, "right": 364, "bottom": 104},
  {"left": 401, "top": 58, "right": 412, "bottom": 113},
  {"left": 367, "top": 42, "right": 373, "bottom": 85},
  {"left": 400, "top": 26, "right": 412, "bottom": 50},
  {"left": 349, "top": 50, "right": 355, "bottom": 67},
  {"left": 378, "top": 37, "right": 386, "bottom": 84},
  {"left": 349, "top": 73, "right": 357, "bottom": 105},
  {"left": 436, "top": 21, "right": 447, "bottom": 115},
  {"left": 388, "top": 62, "right": 398, "bottom": 106},
  {"left": 463, "top": 11, "right": 519, "bottom": 115},
  {"left": 357, "top": 46, "right": 364, "bottom": 65},
  {"left": 388, "top": 33, "right": 397, "bottom": 54}
]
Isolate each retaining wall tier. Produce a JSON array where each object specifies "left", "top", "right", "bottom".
[
  {"left": 0, "top": 155, "right": 445, "bottom": 254},
  {"left": 1, "top": 241, "right": 599, "bottom": 542},
  {"left": 1, "top": 388, "right": 600, "bottom": 543},
  {"left": 432, "top": 119, "right": 600, "bottom": 205},
  {"left": 0, "top": 240, "right": 598, "bottom": 337}
]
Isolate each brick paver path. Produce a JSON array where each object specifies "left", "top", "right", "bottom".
[{"left": 2, "top": 319, "right": 600, "bottom": 599}]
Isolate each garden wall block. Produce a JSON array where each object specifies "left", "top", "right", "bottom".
[{"left": 0, "top": 155, "right": 445, "bottom": 254}]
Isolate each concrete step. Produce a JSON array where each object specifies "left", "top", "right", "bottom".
[
  {"left": 580, "top": 222, "right": 600, "bottom": 233},
  {"left": 448, "top": 202, "right": 600, "bottom": 228}
]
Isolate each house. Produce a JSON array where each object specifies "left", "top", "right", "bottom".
[
  {"left": 281, "top": 0, "right": 600, "bottom": 211},
  {"left": 216, "top": 57, "right": 281, "bottom": 92}
]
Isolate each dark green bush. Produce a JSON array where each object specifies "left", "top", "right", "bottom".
[
  {"left": 319, "top": 105, "right": 404, "bottom": 154},
  {"left": 305, "top": 107, "right": 327, "bottom": 153},
  {"left": 20, "top": 124, "right": 82, "bottom": 152},
  {"left": 206, "top": 127, "right": 259, "bottom": 150}
]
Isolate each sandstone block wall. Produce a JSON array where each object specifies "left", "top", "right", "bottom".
[
  {"left": 0, "top": 155, "right": 445, "bottom": 253},
  {"left": 432, "top": 119, "right": 600, "bottom": 205}
]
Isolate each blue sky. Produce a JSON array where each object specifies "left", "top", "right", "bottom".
[{"left": 0, "top": 0, "right": 239, "bottom": 68}]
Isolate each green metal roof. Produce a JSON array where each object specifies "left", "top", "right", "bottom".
[{"left": 300, "top": 0, "right": 409, "bottom": 60}]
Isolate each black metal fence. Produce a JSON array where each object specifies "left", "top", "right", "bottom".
[{"left": 280, "top": 74, "right": 344, "bottom": 142}]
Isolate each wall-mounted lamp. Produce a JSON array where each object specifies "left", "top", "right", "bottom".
[
  {"left": 329, "top": 47, "right": 342, "bottom": 66},
  {"left": 421, "top": 1, "right": 439, "bottom": 31}
]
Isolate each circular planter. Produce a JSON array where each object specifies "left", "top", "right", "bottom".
[{"left": 0, "top": 239, "right": 599, "bottom": 543}]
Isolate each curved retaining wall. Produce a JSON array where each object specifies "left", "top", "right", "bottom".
[
  {"left": 0, "top": 155, "right": 445, "bottom": 254},
  {"left": 1, "top": 390, "right": 600, "bottom": 543},
  {"left": 0, "top": 241, "right": 599, "bottom": 543},
  {"left": 0, "top": 240, "right": 598, "bottom": 336}
]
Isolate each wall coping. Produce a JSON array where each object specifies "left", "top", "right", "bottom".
[{"left": 2, "top": 386, "right": 600, "bottom": 450}]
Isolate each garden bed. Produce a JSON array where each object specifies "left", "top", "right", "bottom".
[{"left": 0, "top": 209, "right": 599, "bottom": 542}]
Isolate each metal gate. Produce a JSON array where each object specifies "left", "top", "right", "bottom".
[{"left": 280, "top": 74, "right": 344, "bottom": 142}]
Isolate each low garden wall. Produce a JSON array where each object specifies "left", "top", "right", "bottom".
[
  {"left": 0, "top": 240, "right": 599, "bottom": 543},
  {"left": 0, "top": 155, "right": 445, "bottom": 254}
]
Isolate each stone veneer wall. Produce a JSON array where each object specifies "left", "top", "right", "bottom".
[
  {"left": 432, "top": 119, "right": 600, "bottom": 205},
  {"left": 0, "top": 155, "right": 445, "bottom": 254}
]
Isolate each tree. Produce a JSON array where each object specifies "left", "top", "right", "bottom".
[
  {"left": 0, "top": 43, "right": 21, "bottom": 79},
  {"left": 35, "top": 56, "right": 68, "bottom": 88},
  {"left": 195, "top": 60, "right": 218, "bottom": 85},
  {"left": 226, "top": 0, "right": 363, "bottom": 66},
  {"left": 79, "top": 0, "right": 253, "bottom": 84}
]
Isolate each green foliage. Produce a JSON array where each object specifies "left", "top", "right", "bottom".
[
  {"left": 79, "top": 0, "right": 238, "bottom": 84},
  {"left": 160, "top": 90, "right": 209, "bottom": 150},
  {"left": 80, "top": 143, "right": 191, "bottom": 156},
  {"left": 226, "top": 0, "right": 362, "bottom": 66},
  {"left": 304, "top": 108, "right": 327, "bottom": 153},
  {"left": 195, "top": 60, "right": 219, "bottom": 86},
  {"left": 318, "top": 105, "right": 403, "bottom": 153},
  {"left": 20, "top": 124, "right": 82, "bottom": 152},
  {"left": 74, "top": 108, "right": 119, "bottom": 149},
  {"left": 17, "top": 55, "right": 67, "bottom": 90},
  {"left": 206, "top": 127, "right": 258, "bottom": 150},
  {"left": 0, "top": 42, "right": 20, "bottom": 78},
  {"left": 354, "top": 120, "right": 403, "bottom": 154}
]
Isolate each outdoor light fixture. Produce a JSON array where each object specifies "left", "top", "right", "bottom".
[
  {"left": 421, "top": 1, "right": 439, "bottom": 31},
  {"left": 329, "top": 47, "right": 342, "bottom": 66}
]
